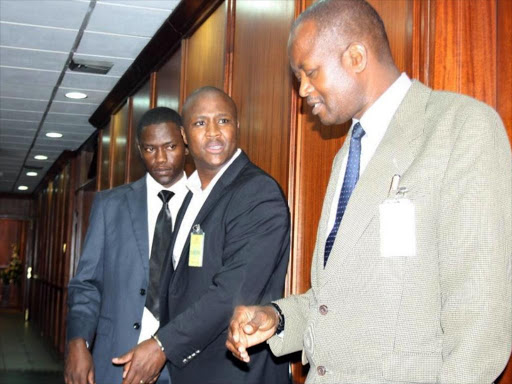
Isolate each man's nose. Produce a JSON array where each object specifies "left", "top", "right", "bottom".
[
  {"left": 298, "top": 77, "right": 313, "bottom": 98},
  {"left": 205, "top": 122, "right": 221, "bottom": 137},
  {"left": 155, "top": 148, "right": 167, "bottom": 163}
]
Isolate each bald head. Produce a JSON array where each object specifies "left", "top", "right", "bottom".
[
  {"left": 290, "top": 0, "right": 393, "bottom": 66},
  {"left": 182, "top": 86, "right": 237, "bottom": 125}
]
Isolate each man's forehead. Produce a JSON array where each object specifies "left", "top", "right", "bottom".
[
  {"left": 185, "top": 92, "right": 234, "bottom": 116},
  {"left": 289, "top": 19, "right": 320, "bottom": 64}
]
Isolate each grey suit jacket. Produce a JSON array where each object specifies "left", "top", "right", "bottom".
[
  {"left": 67, "top": 177, "right": 153, "bottom": 383},
  {"left": 269, "top": 81, "right": 512, "bottom": 384}
]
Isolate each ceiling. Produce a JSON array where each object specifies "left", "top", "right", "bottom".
[{"left": 0, "top": 0, "right": 181, "bottom": 194}]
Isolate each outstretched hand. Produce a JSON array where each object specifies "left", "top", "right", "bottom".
[
  {"left": 112, "top": 338, "right": 166, "bottom": 384},
  {"left": 226, "top": 305, "right": 279, "bottom": 362}
]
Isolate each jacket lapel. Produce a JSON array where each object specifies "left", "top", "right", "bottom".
[
  {"left": 171, "top": 151, "right": 250, "bottom": 278},
  {"left": 320, "top": 81, "right": 431, "bottom": 286},
  {"left": 125, "top": 176, "right": 150, "bottom": 274}
]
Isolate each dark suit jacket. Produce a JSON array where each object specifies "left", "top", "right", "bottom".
[
  {"left": 67, "top": 177, "right": 154, "bottom": 383},
  {"left": 158, "top": 151, "right": 290, "bottom": 384}
]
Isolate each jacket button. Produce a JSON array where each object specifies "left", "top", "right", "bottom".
[
  {"left": 133, "top": 322, "right": 140, "bottom": 329},
  {"left": 319, "top": 305, "right": 328, "bottom": 315},
  {"left": 317, "top": 366, "right": 326, "bottom": 376},
  {"left": 140, "top": 288, "right": 146, "bottom": 295}
]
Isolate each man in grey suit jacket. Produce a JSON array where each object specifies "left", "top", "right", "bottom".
[
  {"left": 65, "top": 107, "right": 188, "bottom": 384},
  {"left": 227, "top": 1, "right": 512, "bottom": 383}
]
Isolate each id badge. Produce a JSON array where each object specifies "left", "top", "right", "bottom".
[
  {"left": 189, "top": 224, "right": 204, "bottom": 267},
  {"left": 379, "top": 197, "right": 416, "bottom": 258}
]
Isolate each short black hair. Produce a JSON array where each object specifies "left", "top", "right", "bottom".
[
  {"left": 291, "top": 0, "right": 393, "bottom": 64},
  {"left": 182, "top": 86, "right": 238, "bottom": 124},
  {"left": 136, "top": 107, "right": 182, "bottom": 142}
]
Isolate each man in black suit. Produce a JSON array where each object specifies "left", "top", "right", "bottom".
[{"left": 114, "top": 87, "right": 291, "bottom": 384}]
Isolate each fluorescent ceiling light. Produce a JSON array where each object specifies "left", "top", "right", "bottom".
[
  {"left": 26, "top": 171, "right": 38, "bottom": 176},
  {"left": 46, "top": 132, "right": 63, "bottom": 138},
  {"left": 34, "top": 155, "right": 48, "bottom": 160},
  {"left": 18, "top": 186, "right": 29, "bottom": 191},
  {"left": 65, "top": 91, "right": 87, "bottom": 99}
]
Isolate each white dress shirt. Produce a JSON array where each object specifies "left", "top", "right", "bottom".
[
  {"left": 172, "top": 149, "right": 242, "bottom": 269},
  {"left": 138, "top": 172, "right": 188, "bottom": 344},
  {"left": 327, "top": 73, "right": 412, "bottom": 232}
]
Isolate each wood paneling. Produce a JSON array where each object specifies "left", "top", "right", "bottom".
[
  {"left": 0, "top": 219, "right": 22, "bottom": 266},
  {"left": 156, "top": 48, "right": 182, "bottom": 112},
  {"left": 231, "top": 0, "right": 295, "bottom": 195},
  {"left": 127, "top": 81, "right": 152, "bottom": 182},
  {"left": 0, "top": 196, "right": 32, "bottom": 219},
  {"left": 497, "top": 0, "right": 512, "bottom": 140},
  {"left": 111, "top": 101, "right": 129, "bottom": 188},
  {"left": 182, "top": 1, "right": 227, "bottom": 100},
  {"left": 100, "top": 123, "right": 111, "bottom": 190}
]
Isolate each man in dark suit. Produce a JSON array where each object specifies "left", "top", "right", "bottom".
[
  {"left": 65, "top": 107, "right": 188, "bottom": 384},
  {"left": 113, "top": 87, "right": 291, "bottom": 384}
]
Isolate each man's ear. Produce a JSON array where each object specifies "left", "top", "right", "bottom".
[
  {"left": 180, "top": 126, "right": 188, "bottom": 146},
  {"left": 345, "top": 42, "right": 367, "bottom": 74},
  {"left": 136, "top": 140, "right": 143, "bottom": 158}
]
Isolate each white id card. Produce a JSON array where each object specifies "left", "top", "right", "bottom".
[{"left": 379, "top": 198, "right": 416, "bottom": 257}]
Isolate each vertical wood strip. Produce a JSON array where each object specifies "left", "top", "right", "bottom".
[
  {"left": 124, "top": 98, "right": 134, "bottom": 184},
  {"left": 96, "top": 130, "right": 103, "bottom": 191}
]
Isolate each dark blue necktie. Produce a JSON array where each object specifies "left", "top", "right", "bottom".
[{"left": 324, "top": 122, "right": 365, "bottom": 267}]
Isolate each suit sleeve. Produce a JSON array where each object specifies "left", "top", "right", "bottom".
[
  {"left": 157, "top": 176, "right": 290, "bottom": 368},
  {"left": 437, "top": 105, "right": 512, "bottom": 382},
  {"left": 267, "top": 290, "right": 312, "bottom": 356},
  {"left": 66, "top": 192, "right": 105, "bottom": 347}
]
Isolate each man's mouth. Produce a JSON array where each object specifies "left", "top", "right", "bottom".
[
  {"left": 307, "top": 98, "right": 324, "bottom": 116},
  {"left": 205, "top": 141, "right": 224, "bottom": 154}
]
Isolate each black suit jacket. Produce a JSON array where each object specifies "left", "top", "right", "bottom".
[{"left": 158, "top": 151, "right": 290, "bottom": 384}]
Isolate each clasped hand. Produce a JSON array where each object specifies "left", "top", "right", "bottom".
[{"left": 226, "top": 305, "right": 279, "bottom": 363}]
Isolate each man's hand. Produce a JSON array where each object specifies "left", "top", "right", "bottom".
[
  {"left": 64, "top": 338, "right": 95, "bottom": 384},
  {"left": 226, "top": 305, "right": 279, "bottom": 363},
  {"left": 112, "top": 338, "right": 166, "bottom": 384}
]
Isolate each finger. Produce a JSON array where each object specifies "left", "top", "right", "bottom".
[
  {"left": 112, "top": 351, "right": 133, "bottom": 365},
  {"left": 122, "top": 361, "right": 132, "bottom": 379},
  {"left": 87, "top": 368, "right": 95, "bottom": 384}
]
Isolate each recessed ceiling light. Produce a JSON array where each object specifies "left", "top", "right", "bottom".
[
  {"left": 26, "top": 171, "right": 38, "bottom": 177},
  {"left": 65, "top": 91, "right": 87, "bottom": 99},
  {"left": 46, "top": 132, "right": 63, "bottom": 138},
  {"left": 18, "top": 186, "right": 29, "bottom": 191},
  {"left": 34, "top": 155, "right": 48, "bottom": 160}
]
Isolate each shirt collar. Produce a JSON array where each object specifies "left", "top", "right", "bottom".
[
  {"left": 354, "top": 72, "right": 412, "bottom": 133},
  {"left": 146, "top": 171, "right": 187, "bottom": 197},
  {"left": 187, "top": 148, "right": 242, "bottom": 195}
]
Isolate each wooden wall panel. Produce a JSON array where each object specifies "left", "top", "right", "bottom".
[
  {"left": 156, "top": 47, "right": 182, "bottom": 112},
  {"left": 497, "top": 0, "right": 512, "bottom": 140},
  {"left": 0, "top": 219, "right": 22, "bottom": 266},
  {"left": 99, "top": 123, "right": 111, "bottom": 190},
  {"left": 111, "top": 102, "right": 129, "bottom": 188},
  {"left": 127, "top": 81, "right": 152, "bottom": 182},
  {"left": 182, "top": 1, "right": 227, "bottom": 100},
  {"left": 0, "top": 196, "right": 32, "bottom": 219},
  {"left": 231, "top": 0, "right": 295, "bottom": 196}
]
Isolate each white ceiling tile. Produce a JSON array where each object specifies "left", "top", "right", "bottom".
[
  {"left": 0, "top": 135, "right": 35, "bottom": 145},
  {"left": 0, "top": 47, "right": 68, "bottom": 71},
  {"left": 88, "top": 2, "right": 169, "bottom": 37},
  {"left": 0, "top": 83, "right": 53, "bottom": 100},
  {"left": 45, "top": 112, "right": 91, "bottom": 125},
  {"left": 61, "top": 71, "right": 120, "bottom": 91},
  {"left": 50, "top": 100, "right": 99, "bottom": 115},
  {"left": 97, "top": 1, "right": 180, "bottom": 11},
  {"left": 0, "top": 97, "right": 48, "bottom": 112},
  {"left": 0, "top": 119, "right": 39, "bottom": 131},
  {"left": 0, "top": 109, "right": 44, "bottom": 121},
  {"left": 0, "top": 1, "right": 90, "bottom": 29},
  {"left": 77, "top": 31, "right": 150, "bottom": 58},
  {"left": 0, "top": 67, "right": 60, "bottom": 88},
  {"left": 0, "top": 23, "right": 78, "bottom": 52}
]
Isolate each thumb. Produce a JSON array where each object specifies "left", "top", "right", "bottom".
[
  {"left": 244, "top": 309, "right": 272, "bottom": 334},
  {"left": 112, "top": 350, "right": 133, "bottom": 365}
]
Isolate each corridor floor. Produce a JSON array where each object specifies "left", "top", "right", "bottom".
[{"left": 0, "top": 310, "right": 63, "bottom": 384}]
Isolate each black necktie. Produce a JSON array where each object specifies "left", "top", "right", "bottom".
[{"left": 146, "top": 190, "right": 174, "bottom": 320}]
